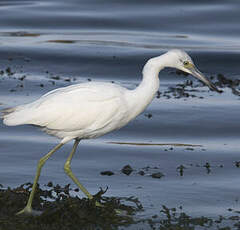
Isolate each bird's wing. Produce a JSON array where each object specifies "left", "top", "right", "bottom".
[{"left": 10, "top": 83, "right": 129, "bottom": 132}]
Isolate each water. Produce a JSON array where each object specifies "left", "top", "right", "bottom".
[{"left": 0, "top": 0, "right": 240, "bottom": 225}]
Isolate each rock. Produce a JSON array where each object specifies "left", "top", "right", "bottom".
[{"left": 121, "top": 165, "right": 133, "bottom": 176}]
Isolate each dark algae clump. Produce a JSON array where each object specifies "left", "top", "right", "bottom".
[
  {"left": 0, "top": 183, "right": 141, "bottom": 230},
  {"left": 151, "top": 172, "right": 164, "bottom": 179},
  {"left": 100, "top": 170, "right": 115, "bottom": 176},
  {"left": 177, "top": 164, "right": 186, "bottom": 176},
  {"left": 1, "top": 183, "right": 240, "bottom": 229},
  {"left": 121, "top": 165, "right": 134, "bottom": 176},
  {"left": 157, "top": 72, "right": 240, "bottom": 99}
]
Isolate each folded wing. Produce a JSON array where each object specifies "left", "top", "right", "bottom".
[{"left": 2, "top": 82, "right": 129, "bottom": 132}]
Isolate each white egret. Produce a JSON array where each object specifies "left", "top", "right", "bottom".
[{"left": 1, "top": 49, "right": 220, "bottom": 215}]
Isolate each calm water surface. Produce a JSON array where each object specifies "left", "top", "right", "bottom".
[{"left": 0, "top": 0, "right": 240, "bottom": 226}]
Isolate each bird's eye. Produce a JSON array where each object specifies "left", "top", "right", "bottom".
[{"left": 183, "top": 61, "right": 189, "bottom": 66}]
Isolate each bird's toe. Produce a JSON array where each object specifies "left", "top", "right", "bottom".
[
  {"left": 16, "top": 206, "right": 42, "bottom": 216},
  {"left": 95, "top": 201, "right": 104, "bottom": 208}
]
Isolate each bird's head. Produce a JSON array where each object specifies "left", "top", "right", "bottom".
[{"left": 164, "top": 49, "right": 222, "bottom": 93}]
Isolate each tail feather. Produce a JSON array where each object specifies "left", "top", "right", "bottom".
[
  {"left": 1, "top": 105, "right": 37, "bottom": 126},
  {"left": 0, "top": 107, "right": 16, "bottom": 118}
]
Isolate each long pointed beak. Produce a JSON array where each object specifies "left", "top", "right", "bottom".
[{"left": 187, "top": 65, "right": 222, "bottom": 93}]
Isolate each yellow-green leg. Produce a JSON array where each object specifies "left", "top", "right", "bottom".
[
  {"left": 64, "top": 139, "right": 102, "bottom": 207},
  {"left": 16, "top": 142, "right": 64, "bottom": 215}
]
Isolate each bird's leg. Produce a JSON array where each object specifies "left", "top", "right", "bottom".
[
  {"left": 16, "top": 142, "right": 64, "bottom": 216},
  {"left": 64, "top": 139, "right": 102, "bottom": 207}
]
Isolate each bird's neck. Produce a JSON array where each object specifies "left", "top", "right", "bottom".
[
  {"left": 137, "top": 56, "right": 166, "bottom": 93},
  {"left": 127, "top": 55, "right": 167, "bottom": 118}
]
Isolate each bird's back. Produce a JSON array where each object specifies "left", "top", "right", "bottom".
[{"left": 1, "top": 82, "right": 131, "bottom": 141}]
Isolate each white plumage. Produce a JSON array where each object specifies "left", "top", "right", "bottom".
[
  {"left": 1, "top": 49, "right": 220, "bottom": 215},
  {"left": 4, "top": 82, "right": 132, "bottom": 143}
]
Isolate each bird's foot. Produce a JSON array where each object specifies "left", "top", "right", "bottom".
[
  {"left": 95, "top": 201, "right": 104, "bottom": 208},
  {"left": 95, "top": 201, "right": 126, "bottom": 215},
  {"left": 115, "top": 208, "right": 128, "bottom": 216},
  {"left": 16, "top": 206, "right": 42, "bottom": 216}
]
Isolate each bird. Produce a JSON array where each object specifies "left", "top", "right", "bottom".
[{"left": 1, "top": 49, "right": 221, "bottom": 215}]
